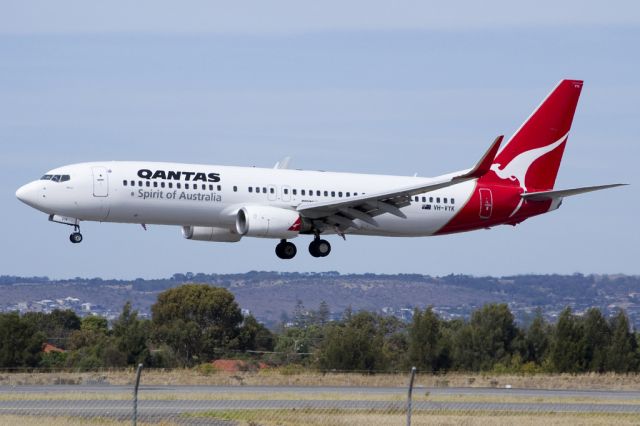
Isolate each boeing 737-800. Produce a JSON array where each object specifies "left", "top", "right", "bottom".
[{"left": 16, "top": 80, "right": 625, "bottom": 259}]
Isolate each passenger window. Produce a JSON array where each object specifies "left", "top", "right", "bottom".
[
  {"left": 153, "top": 182, "right": 158, "bottom": 188},
  {"left": 301, "top": 190, "right": 306, "bottom": 196},
  {"left": 256, "top": 187, "right": 261, "bottom": 193},
  {"left": 270, "top": 187, "right": 275, "bottom": 194},
  {"left": 414, "top": 196, "right": 418, "bottom": 202},
  {"left": 354, "top": 192, "right": 358, "bottom": 196},
  {"left": 233, "top": 186, "right": 237, "bottom": 192},
  {"left": 130, "top": 180, "right": 135, "bottom": 186},
  {"left": 429, "top": 197, "right": 433, "bottom": 202},
  {"left": 209, "top": 184, "right": 213, "bottom": 190},
  {"left": 185, "top": 183, "right": 190, "bottom": 189},
  {"left": 324, "top": 191, "right": 328, "bottom": 196},
  {"left": 248, "top": 187, "right": 253, "bottom": 193},
  {"left": 176, "top": 183, "right": 181, "bottom": 189},
  {"left": 138, "top": 181, "right": 143, "bottom": 187},
  {"left": 436, "top": 197, "right": 440, "bottom": 203},
  {"left": 293, "top": 189, "right": 297, "bottom": 195},
  {"left": 317, "top": 190, "right": 321, "bottom": 196},
  {"left": 168, "top": 182, "right": 173, "bottom": 189},
  {"left": 146, "top": 181, "right": 150, "bottom": 187},
  {"left": 123, "top": 180, "right": 127, "bottom": 186},
  {"left": 284, "top": 188, "right": 289, "bottom": 194},
  {"left": 161, "top": 182, "right": 165, "bottom": 188},
  {"left": 422, "top": 197, "right": 426, "bottom": 202},
  {"left": 331, "top": 191, "right": 335, "bottom": 197},
  {"left": 263, "top": 187, "right": 267, "bottom": 193},
  {"left": 444, "top": 198, "right": 448, "bottom": 204},
  {"left": 451, "top": 198, "right": 455, "bottom": 204},
  {"left": 200, "top": 184, "right": 204, "bottom": 190},
  {"left": 218, "top": 185, "right": 222, "bottom": 191},
  {"left": 338, "top": 192, "right": 343, "bottom": 197},
  {"left": 346, "top": 192, "right": 350, "bottom": 197}
]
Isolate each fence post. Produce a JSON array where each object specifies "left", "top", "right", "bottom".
[
  {"left": 132, "top": 363, "right": 143, "bottom": 426},
  {"left": 406, "top": 366, "right": 416, "bottom": 426}
]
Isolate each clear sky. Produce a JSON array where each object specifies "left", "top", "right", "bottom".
[{"left": 1, "top": 1, "right": 638, "bottom": 279}]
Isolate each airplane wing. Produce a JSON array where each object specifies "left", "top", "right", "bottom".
[
  {"left": 521, "top": 184, "right": 627, "bottom": 201},
  {"left": 297, "top": 136, "right": 503, "bottom": 229}
]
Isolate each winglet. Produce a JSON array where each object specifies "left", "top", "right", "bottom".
[{"left": 455, "top": 135, "right": 503, "bottom": 180}]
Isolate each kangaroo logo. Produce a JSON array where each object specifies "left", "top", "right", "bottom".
[{"left": 489, "top": 132, "right": 568, "bottom": 216}]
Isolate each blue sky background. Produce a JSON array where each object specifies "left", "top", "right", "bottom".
[{"left": 1, "top": 1, "right": 638, "bottom": 278}]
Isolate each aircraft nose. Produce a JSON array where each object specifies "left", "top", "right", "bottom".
[{"left": 16, "top": 182, "right": 42, "bottom": 208}]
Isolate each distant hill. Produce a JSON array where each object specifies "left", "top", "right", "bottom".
[{"left": 1, "top": 272, "right": 639, "bottom": 328}]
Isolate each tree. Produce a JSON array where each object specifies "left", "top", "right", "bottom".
[
  {"left": 316, "top": 301, "right": 330, "bottom": 326},
  {"left": 454, "top": 303, "right": 518, "bottom": 371},
  {"left": 23, "top": 309, "right": 81, "bottom": 349},
  {"left": 152, "top": 284, "right": 243, "bottom": 365},
  {"left": 317, "top": 312, "right": 387, "bottom": 372},
  {"left": 407, "top": 307, "right": 446, "bottom": 372},
  {"left": 581, "top": 308, "right": 611, "bottom": 372},
  {"left": 238, "top": 315, "right": 274, "bottom": 352},
  {"left": 550, "top": 307, "right": 585, "bottom": 373},
  {"left": 605, "top": 310, "right": 638, "bottom": 373},
  {"left": 112, "top": 302, "right": 150, "bottom": 365},
  {"left": 0, "top": 312, "right": 44, "bottom": 368},
  {"left": 523, "top": 309, "right": 551, "bottom": 365}
]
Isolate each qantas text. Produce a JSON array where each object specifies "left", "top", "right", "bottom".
[{"left": 137, "top": 169, "right": 221, "bottom": 182}]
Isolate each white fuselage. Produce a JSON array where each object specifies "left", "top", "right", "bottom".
[{"left": 17, "top": 161, "right": 475, "bottom": 238}]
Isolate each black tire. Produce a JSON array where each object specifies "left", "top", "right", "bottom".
[
  {"left": 276, "top": 241, "right": 296, "bottom": 259},
  {"left": 309, "top": 240, "right": 321, "bottom": 257},
  {"left": 69, "top": 232, "right": 83, "bottom": 244}
]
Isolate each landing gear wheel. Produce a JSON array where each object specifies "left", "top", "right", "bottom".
[
  {"left": 275, "top": 240, "right": 297, "bottom": 259},
  {"left": 309, "top": 239, "right": 331, "bottom": 257},
  {"left": 69, "top": 232, "right": 83, "bottom": 244}
]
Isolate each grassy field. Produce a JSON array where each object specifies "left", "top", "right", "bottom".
[
  {"left": 3, "top": 369, "right": 640, "bottom": 390},
  {"left": 1, "top": 412, "right": 638, "bottom": 426}
]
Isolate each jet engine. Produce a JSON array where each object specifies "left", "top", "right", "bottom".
[
  {"left": 182, "top": 226, "right": 242, "bottom": 242},
  {"left": 236, "top": 205, "right": 303, "bottom": 239}
]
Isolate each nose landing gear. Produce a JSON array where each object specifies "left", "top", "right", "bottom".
[
  {"left": 69, "top": 225, "right": 83, "bottom": 244},
  {"left": 275, "top": 239, "right": 297, "bottom": 259}
]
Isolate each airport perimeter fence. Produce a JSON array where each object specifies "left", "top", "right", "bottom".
[{"left": 2, "top": 366, "right": 640, "bottom": 425}]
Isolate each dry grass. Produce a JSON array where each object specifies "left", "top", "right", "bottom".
[
  {"left": 191, "top": 410, "right": 640, "bottom": 426},
  {"left": 3, "top": 369, "right": 640, "bottom": 390},
  {"left": 0, "top": 415, "right": 166, "bottom": 425}
]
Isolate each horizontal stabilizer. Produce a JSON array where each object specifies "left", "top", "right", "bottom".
[{"left": 521, "top": 184, "right": 627, "bottom": 201}]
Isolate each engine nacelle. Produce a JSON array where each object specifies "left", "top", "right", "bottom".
[
  {"left": 236, "top": 205, "right": 302, "bottom": 239},
  {"left": 182, "top": 226, "right": 242, "bottom": 242}
]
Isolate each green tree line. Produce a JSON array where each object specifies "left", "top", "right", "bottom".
[{"left": 1, "top": 284, "right": 638, "bottom": 373}]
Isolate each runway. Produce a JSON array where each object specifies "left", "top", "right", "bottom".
[{"left": 1, "top": 385, "right": 640, "bottom": 417}]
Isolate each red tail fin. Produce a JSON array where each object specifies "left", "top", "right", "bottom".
[{"left": 488, "top": 80, "right": 583, "bottom": 191}]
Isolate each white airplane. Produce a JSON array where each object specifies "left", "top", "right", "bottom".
[{"left": 16, "top": 80, "right": 625, "bottom": 259}]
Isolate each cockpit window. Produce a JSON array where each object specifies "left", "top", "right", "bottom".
[{"left": 43, "top": 174, "right": 71, "bottom": 183}]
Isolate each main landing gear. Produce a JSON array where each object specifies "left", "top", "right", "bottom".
[
  {"left": 275, "top": 236, "right": 332, "bottom": 259},
  {"left": 275, "top": 239, "right": 297, "bottom": 260},
  {"left": 69, "top": 225, "right": 83, "bottom": 244}
]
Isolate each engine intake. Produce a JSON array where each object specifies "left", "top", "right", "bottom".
[{"left": 236, "top": 206, "right": 302, "bottom": 239}]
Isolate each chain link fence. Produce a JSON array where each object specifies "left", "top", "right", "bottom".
[{"left": 1, "top": 367, "right": 640, "bottom": 425}]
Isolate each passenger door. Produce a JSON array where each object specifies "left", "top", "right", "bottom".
[{"left": 92, "top": 167, "right": 109, "bottom": 197}]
